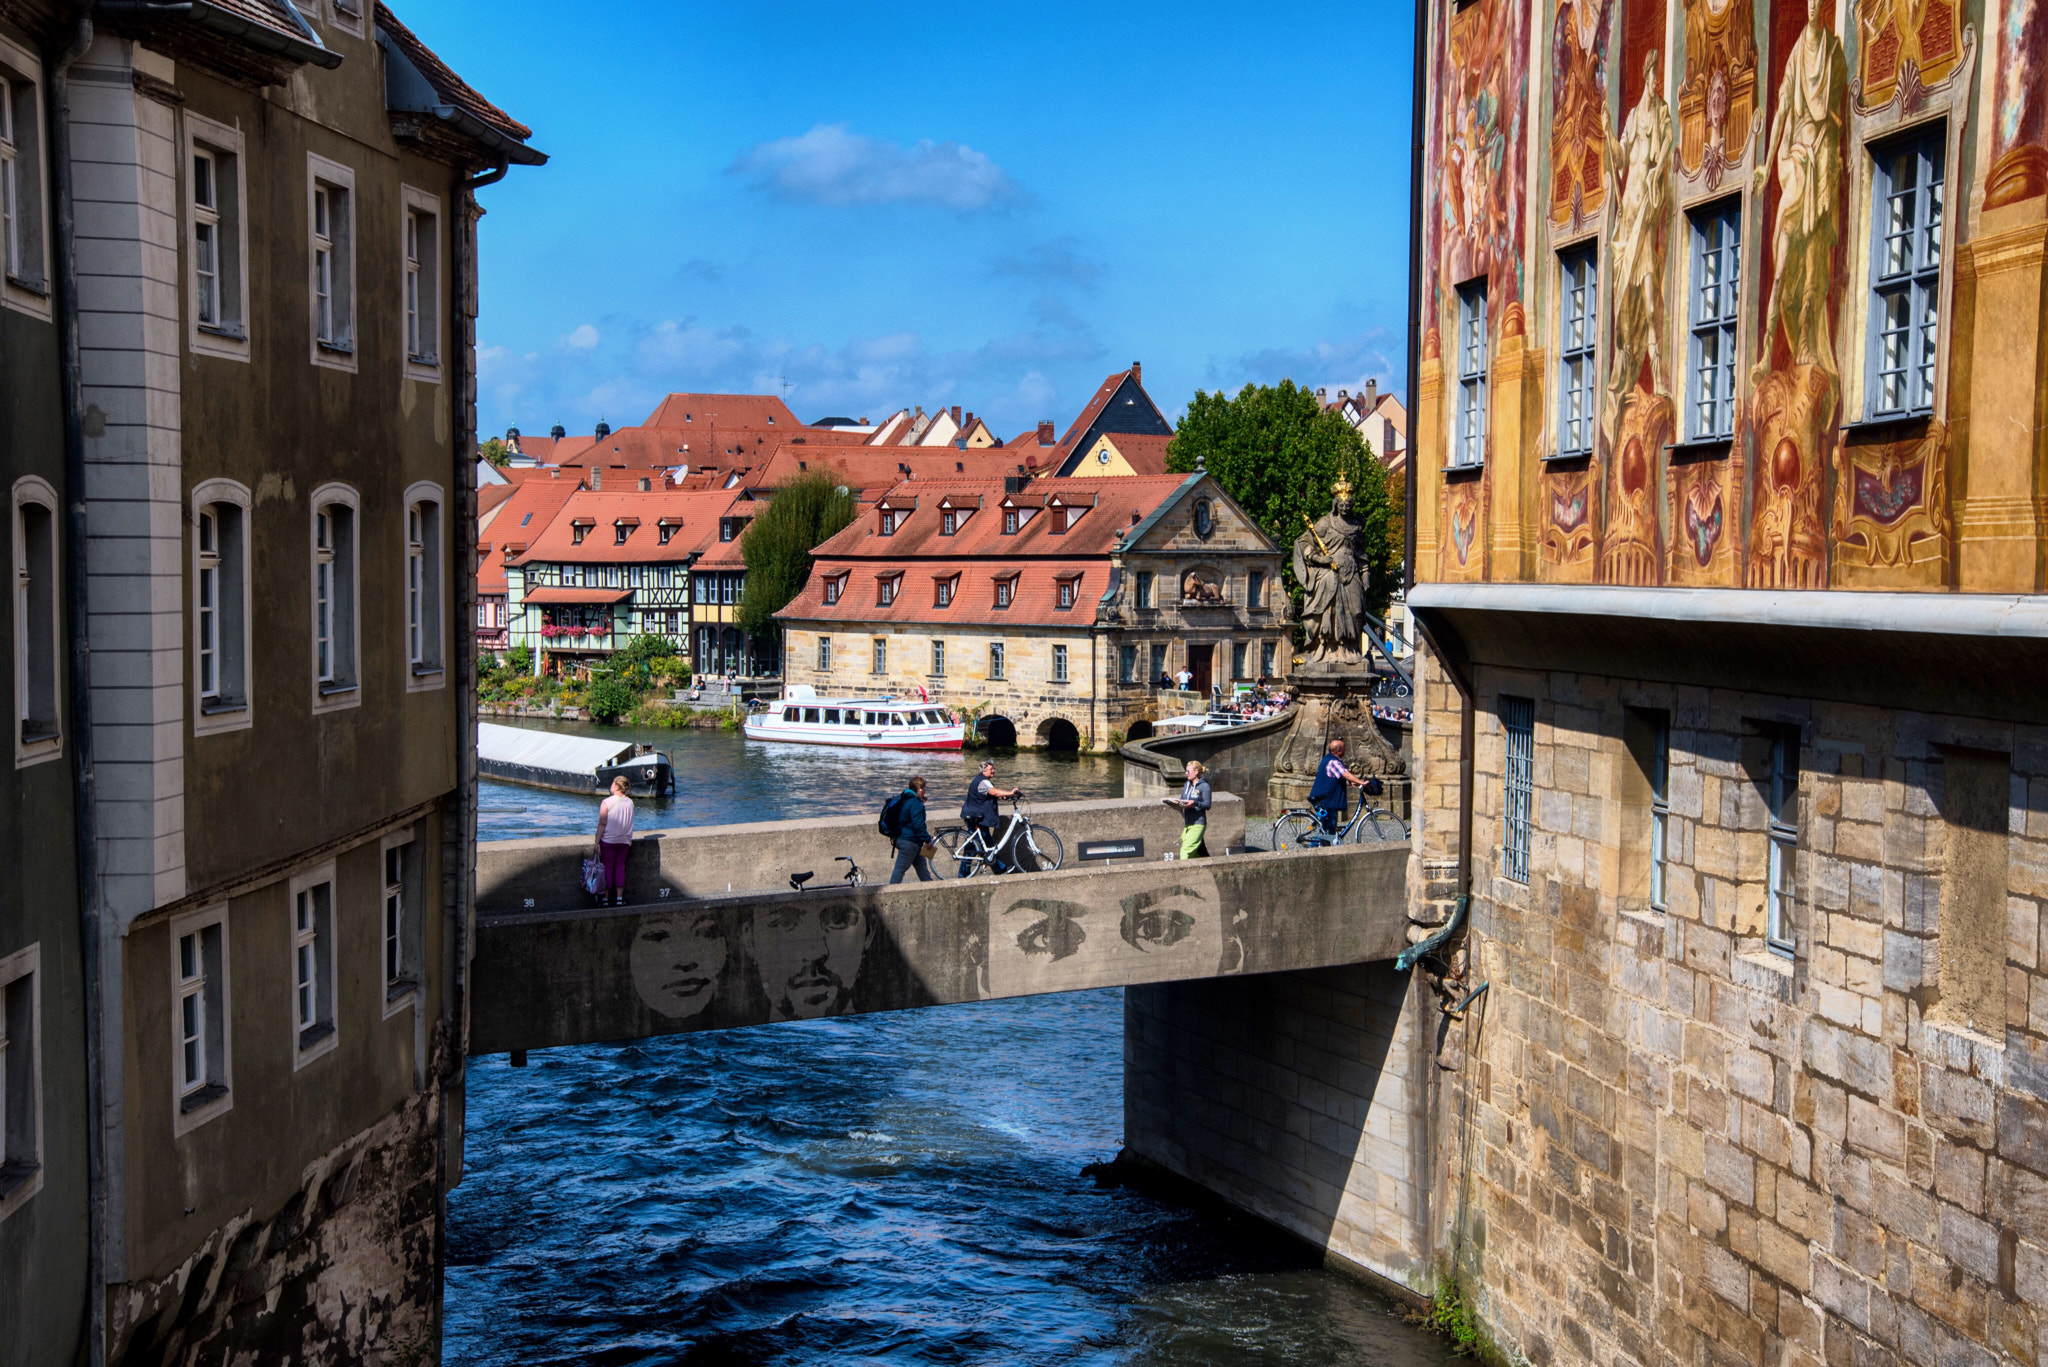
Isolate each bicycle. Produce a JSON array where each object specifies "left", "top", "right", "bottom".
[
  {"left": 932, "top": 798, "right": 1064, "bottom": 877},
  {"left": 1270, "top": 803, "right": 1409, "bottom": 850},
  {"left": 788, "top": 854, "right": 863, "bottom": 891}
]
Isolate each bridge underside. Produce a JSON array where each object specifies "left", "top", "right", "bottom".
[{"left": 469, "top": 843, "right": 1408, "bottom": 1053}]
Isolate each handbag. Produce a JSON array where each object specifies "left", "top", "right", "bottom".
[{"left": 582, "top": 855, "right": 607, "bottom": 896}]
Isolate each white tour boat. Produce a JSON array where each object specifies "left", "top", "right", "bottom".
[{"left": 742, "top": 685, "right": 966, "bottom": 750}]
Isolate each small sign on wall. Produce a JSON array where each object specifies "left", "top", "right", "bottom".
[{"left": 1078, "top": 838, "right": 1145, "bottom": 861}]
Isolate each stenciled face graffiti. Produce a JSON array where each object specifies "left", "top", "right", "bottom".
[
  {"left": 743, "top": 900, "right": 875, "bottom": 1021},
  {"left": 629, "top": 909, "right": 729, "bottom": 1020},
  {"left": 988, "top": 871, "right": 1228, "bottom": 998}
]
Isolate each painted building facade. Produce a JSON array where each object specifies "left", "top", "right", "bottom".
[
  {"left": 0, "top": 4, "right": 541, "bottom": 1361},
  {"left": 1407, "top": 0, "right": 2048, "bottom": 1363},
  {"left": 777, "top": 474, "right": 1287, "bottom": 749}
]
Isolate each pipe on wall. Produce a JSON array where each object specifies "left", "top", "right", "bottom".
[{"left": 47, "top": 8, "right": 105, "bottom": 1362}]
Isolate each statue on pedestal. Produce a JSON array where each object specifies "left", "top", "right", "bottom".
[{"left": 1292, "top": 474, "right": 1366, "bottom": 665}]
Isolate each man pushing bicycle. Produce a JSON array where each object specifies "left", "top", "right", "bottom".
[
  {"left": 1307, "top": 738, "right": 1371, "bottom": 835},
  {"left": 960, "top": 759, "right": 1023, "bottom": 875}
]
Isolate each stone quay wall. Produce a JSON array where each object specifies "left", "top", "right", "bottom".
[
  {"left": 1415, "top": 646, "right": 2048, "bottom": 1367},
  {"left": 1124, "top": 962, "right": 1437, "bottom": 1296}
]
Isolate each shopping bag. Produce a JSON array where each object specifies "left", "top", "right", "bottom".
[{"left": 582, "top": 855, "right": 607, "bottom": 896}]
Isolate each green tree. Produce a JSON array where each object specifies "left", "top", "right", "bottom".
[
  {"left": 1166, "top": 380, "right": 1399, "bottom": 623},
  {"left": 736, "top": 471, "right": 858, "bottom": 635},
  {"left": 480, "top": 436, "right": 512, "bottom": 468},
  {"left": 586, "top": 675, "right": 637, "bottom": 724}
]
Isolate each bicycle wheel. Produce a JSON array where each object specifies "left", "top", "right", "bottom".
[
  {"left": 1368, "top": 810, "right": 1411, "bottom": 842},
  {"left": 1273, "top": 811, "right": 1321, "bottom": 851},
  {"left": 1019, "top": 823, "right": 1064, "bottom": 872}
]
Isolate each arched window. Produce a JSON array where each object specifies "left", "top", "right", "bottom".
[
  {"left": 12, "top": 476, "right": 59, "bottom": 766},
  {"left": 192, "top": 480, "right": 251, "bottom": 733},
  {"left": 403, "top": 483, "right": 444, "bottom": 688},
  {"left": 309, "top": 484, "right": 360, "bottom": 710}
]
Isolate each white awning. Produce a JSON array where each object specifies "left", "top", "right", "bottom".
[{"left": 478, "top": 722, "right": 635, "bottom": 776}]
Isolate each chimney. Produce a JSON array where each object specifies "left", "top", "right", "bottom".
[
  {"left": 950, "top": 405, "right": 961, "bottom": 426},
  {"left": 1317, "top": 387, "right": 1327, "bottom": 401},
  {"left": 638, "top": 477, "right": 650, "bottom": 491},
  {"left": 1130, "top": 361, "right": 1142, "bottom": 384},
  {"left": 1364, "top": 380, "right": 1378, "bottom": 408},
  {"left": 1338, "top": 389, "right": 1348, "bottom": 400},
  {"left": 1037, "top": 420, "right": 1054, "bottom": 445},
  {"left": 589, "top": 467, "right": 601, "bottom": 490}
]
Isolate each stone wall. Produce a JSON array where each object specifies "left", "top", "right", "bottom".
[
  {"left": 1124, "top": 963, "right": 1436, "bottom": 1294},
  {"left": 1422, "top": 647, "right": 2048, "bottom": 1367}
]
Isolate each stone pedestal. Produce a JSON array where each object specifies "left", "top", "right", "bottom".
[{"left": 1267, "top": 667, "right": 1406, "bottom": 811}]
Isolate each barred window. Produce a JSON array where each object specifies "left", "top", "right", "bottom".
[{"left": 1500, "top": 696, "right": 1534, "bottom": 883}]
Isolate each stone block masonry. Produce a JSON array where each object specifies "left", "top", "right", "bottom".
[
  {"left": 1423, "top": 652, "right": 2048, "bottom": 1367},
  {"left": 1125, "top": 962, "right": 1436, "bottom": 1296}
]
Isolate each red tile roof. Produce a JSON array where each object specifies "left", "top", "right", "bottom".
[
  {"left": 643, "top": 393, "right": 805, "bottom": 429},
  {"left": 747, "top": 444, "right": 1023, "bottom": 493},
  {"left": 475, "top": 476, "right": 582, "bottom": 594},
  {"left": 779, "top": 557, "right": 1107, "bottom": 628},
  {"left": 1066, "top": 432, "right": 1175, "bottom": 477},
  {"left": 374, "top": 5, "right": 533, "bottom": 142},
  {"left": 507, "top": 489, "right": 742, "bottom": 567},
  {"left": 807, "top": 474, "right": 1194, "bottom": 562},
  {"left": 477, "top": 483, "right": 517, "bottom": 520}
]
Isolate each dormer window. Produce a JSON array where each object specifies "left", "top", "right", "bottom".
[
  {"left": 1002, "top": 508, "right": 1019, "bottom": 535},
  {"left": 822, "top": 574, "right": 845, "bottom": 606},
  {"left": 877, "top": 573, "right": 901, "bottom": 607},
  {"left": 658, "top": 524, "right": 676, "bottom": 545},
  {"left": 940, "top": 508, "right": 959, "bottom": 536},
  {"left": 879, "top": 508, "right": 903, "bottom": 536},
  {"left": 1056, "top": 577, "right": 1079, "bottom": 610},
  {"left": 613, "top": 522, "right": 631, "bottom": 545},
  {"left": 993, "top": 576, "right": 1016, "bottom": 609},
  {"left": 571, "top": 523, "right": 589, "bottom": 545},
  {"left": 934, "top": 575, "right": 958, "bottom": 607}
]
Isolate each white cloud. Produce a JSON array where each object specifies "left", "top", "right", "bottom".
[
  {"left": 729, "top": 123, "right": 1022, "bottom": 212},
  {"left": 564, "top": 323, "right": 600, "bottom": 350},
  {"left": 1217, "top": 329, "right": 1402, "bottom": 404}
]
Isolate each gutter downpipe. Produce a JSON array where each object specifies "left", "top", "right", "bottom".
[{"left": 49, "top": 9, "right": 106, "bottom": 1364}]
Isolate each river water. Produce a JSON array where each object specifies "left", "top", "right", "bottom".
[{"left": 447, "top": 722, "right": 1450, "bottom": 1366}]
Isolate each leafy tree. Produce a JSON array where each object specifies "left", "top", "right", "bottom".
[
  {"left": 504, "top": 644, "right": 531, "bottom": 673},
  {"left": 1166, "top": 380, "right": 1399, "bottom": 623},
  {"left": 480, "top": 436, "right": 512, "bottom": 468},
  {"left": 586, "top": 675, "right": 637, "bottom": 725},
  {"left": 736, "top": 472, "right": 858, "bottom": 635}
]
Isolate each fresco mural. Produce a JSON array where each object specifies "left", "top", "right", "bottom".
[
  {"left": 1835, "top": 424, "right": 1954, "bottom": 578},
  {"left": 1747, "top": 0, "right": 1848, "bottom": 588},
  {"left": 1678, "top": 0, "right": 1760, "bottom": 189},
  {"left": 1987, "top": 0, "right": 2047, "bottom": 208},
  {"left": 1543, "top": 464, "right": 1599, "bottom": 575},
  {"left": 1551, "top": 0, "right": 1615, "bottom": 231},
  {"left": 1442, "top": 472, "right": 1489, "bottom": 579},
  {"left": 1853, "top": 0, "right": 1965, "bottom": 111},
  {"left": 1438, "top": 0, "right": 1532, "bottom": 313},
  {"left": 1669, "top": 453, "right": 1741, "bottom": 580}
]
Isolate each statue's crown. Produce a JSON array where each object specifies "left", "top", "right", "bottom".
[{"left": 1333, "top": 471, "right": 1354, "bottom": 502}]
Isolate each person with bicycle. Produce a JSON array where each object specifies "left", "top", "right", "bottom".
[
  {"left": 886, "top": 776, "right": 936, "bottom": 884},
  {"left": 960, "top": 759, "right": 1021, "bottom": 875},
  {"left": 1308, "top": 738, "right": 1370, "bottom": 835}
]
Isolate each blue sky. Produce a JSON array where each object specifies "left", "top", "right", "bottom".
[{"left": 401, "top": 2, "right": 1415, "bottom": 441}]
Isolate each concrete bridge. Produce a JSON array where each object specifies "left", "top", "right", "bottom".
[{"left": 471, "top": 796, "right": 1411, "bottom": 1051}]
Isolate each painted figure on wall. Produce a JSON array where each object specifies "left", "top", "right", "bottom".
[
  {"left": 1293, "top": 476, "right": 1367, "bottom": 663},
  {"left": 1678, "top": 0, "right": 1759, "bottom": 187},
  {"left": 1551, "top": 0, "right": 1614, "bottom": 230},
  {"left": 1854, "top": 0, "right": 1964, "bottom": 111},
  {"left": 744, "top": 901, "right": 874, "bottom": 1021},
  {"left": 1607, "top": 49, "right": 1676, "bottom": 419},
  {"left": 631, "top": 910, "right": 729, "bottom": 1020},
  {"left": 1753, "top": 0, "right": 1847, "bottom": 385},
  {"left": 1988, "top": 0, "right": 2047, "bottom": 207},
  {"left": 1441, "top": 0, "right": 1531, "bottom": 310}
]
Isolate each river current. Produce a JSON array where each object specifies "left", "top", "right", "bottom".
[{"left": 447, "top": 723, "right": 1450, "bottom": 1365}]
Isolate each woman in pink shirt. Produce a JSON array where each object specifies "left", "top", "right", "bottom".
[{"left": 594, "top": 776, "right": 635, "bottom": 906}]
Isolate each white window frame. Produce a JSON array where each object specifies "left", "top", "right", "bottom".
[
  {"left": 403, "top": 482, "right": 446, "bottom": 690},
  {"left": 1685, "top": 199, "right": 1742, "bottom": 442},
  {"left": 989, "top": 641, "right": 1005, "bottom": 680},
  {"left": 871, "top": 637, "right": 887, "bottom": 675},
  {"left": 289, "top": 863, "right": 339, "bottom": 1069},
  {"left": 167, "top": 905, "right": 232, "bottom": 1136},
  {"left": 1052, "top": 643, "right": 1069, "bottom": 683},
  {"left": 0, "top": 942, "right": 42, "bottom": 1219},
  {"left": 817, "top": 637, "right": 831, "bottom": 671},
  {"left": 12, "top": 476, "right": 60, "bottom": 768},
  {"left": 309, "top": 484, "right": 360, "bottom": 712},
  {"left": 1555, "top": 242, "right": 1599, "bottom": 458},
  {"left": 306, "top": 154, "right": 356, "bottom": 371},
  {"left": 0, "top": 41, "right": 51, "bottom": 322},
  {"left": 323, "top": 0, "right": 365, "bottom": 37},
  {"left": 931, "top": 639, "right": 945, "bottom": 675},
  {"left": 191, "top": 479, "right": 253, "bottom": 735},
  {"left": 399, "top": 184, "right": 442, "bottom": 381},
  {"left": 1862, "top": 122, "right": 1945, "bottom": 421},
  {"left": 1452, "top": 280, "right": 1489, "bottom": 467},
  {"left": 380, "top": 829, "right": 421, "bottom": 1017},
  {"left": 184, "top": 112, "right": 249, "bottom": 361}
]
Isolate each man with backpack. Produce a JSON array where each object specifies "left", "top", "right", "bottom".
[{"left": 882, "top": 776, "right": 936, "bottom": 883}]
